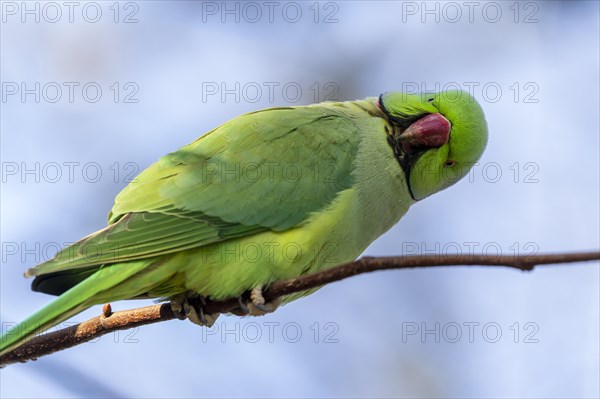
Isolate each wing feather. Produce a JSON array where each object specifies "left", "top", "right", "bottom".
[{"left": 28, "top": 105, "right": 363, "bottom": 277}]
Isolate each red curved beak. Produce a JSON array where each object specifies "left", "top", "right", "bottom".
[{"left": 397, "top": 113, "right": 451, "bottom": 148}]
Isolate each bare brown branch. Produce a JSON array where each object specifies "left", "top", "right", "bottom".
[{"left": 1, "top": 251, "right": 598, "bottom": 367}]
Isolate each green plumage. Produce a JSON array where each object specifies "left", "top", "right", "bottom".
[{"left": 1, "top": 91, "right": 488, "bottom": 355}]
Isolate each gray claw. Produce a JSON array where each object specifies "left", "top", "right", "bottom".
[
  {"left": 170, "top": 294, "right": 219, "bottom": 327},
  {"left": 238, "top": 296, "right": 249, "bottom": 315},
  {"left": 254, "top": 303, "right": 274, "bottom": 313},
  {"left": 247, "top": 286, "right": 282, "bottom": 316},
  {"left": 170, "top": 295, "right": 187, "bottom": 320}
]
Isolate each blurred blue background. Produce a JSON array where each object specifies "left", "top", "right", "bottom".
[{"left": 1, "top": 1, "right": 598, "bottom": 397}]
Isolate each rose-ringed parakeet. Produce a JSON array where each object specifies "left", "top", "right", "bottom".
[{"left": 0, "top": 90, "right": 488, "bottom": 355}]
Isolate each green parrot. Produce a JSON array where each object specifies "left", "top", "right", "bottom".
[{"left": 0, "top": 90, "right": 487, "bottom": 355}]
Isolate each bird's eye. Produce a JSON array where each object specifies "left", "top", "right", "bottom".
[
  {"left": 444, "top": 160, "right": 456, "bottom": 167},
  {"left": 427, "top": 98, "right": 434, "bottom": 102}
]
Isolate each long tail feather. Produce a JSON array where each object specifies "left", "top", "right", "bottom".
[{"left": 0, "top": 259, "right": 155, "bottom": 356}]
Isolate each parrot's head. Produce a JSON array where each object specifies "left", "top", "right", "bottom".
[{"left": 378, "top": 90, "right": 488, "bottom": 201}]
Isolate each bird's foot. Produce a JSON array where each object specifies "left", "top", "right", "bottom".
[
  {"left": 236, "top": 286, "right": 282, "bottom": 317},
  {"left": 170, "top": 294, "right": 219, "bottom": 327}
]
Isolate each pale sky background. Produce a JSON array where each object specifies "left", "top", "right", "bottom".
[{"left": 1, "top": 1, "right": 599, "bottom": 398}]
